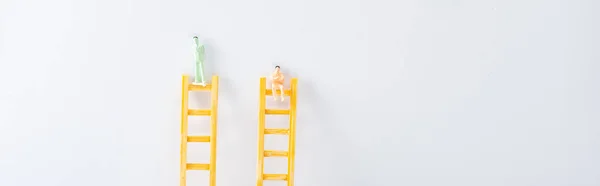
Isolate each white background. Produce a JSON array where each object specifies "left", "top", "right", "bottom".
[{"left": 1, "top": 0, "right": 599, "bottom": 186}]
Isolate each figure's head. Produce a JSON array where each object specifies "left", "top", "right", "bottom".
[{"left": 274, "top": 66, "right": 280, "bottom": 72}]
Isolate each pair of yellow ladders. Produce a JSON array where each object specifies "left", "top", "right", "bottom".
[
  {"left": 256, "top": 77, "right": 298, "bottom": 186},
  {"left": 179, "top": 75, "right": 298, "bottom": 186}
]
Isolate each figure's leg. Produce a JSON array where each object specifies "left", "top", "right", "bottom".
[
  {"left": 278, "top": 84, "right": 285, "bottom": 101},
  {"left": 194, "top": 61, "right": 201, "bottom": 84},
  {"left": 271, "top": 84, "right": 278, "bottom": 101},
  {"left": 194, "top": 44, "right": 206, "bottom": 86},
  {"left": 196, "top": 60, "right": 206, "bottom": 86}
]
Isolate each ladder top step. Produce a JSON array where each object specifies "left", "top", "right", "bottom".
[
  {"left": 266, "top": 89, "right": 291, "bottom": 96},
  {"left": 263, "top": 174, "right": 288, "bottom": 181},
  {"left": 188, "top": 109, "right": 211, "bottom": 116},
  {"left": 264, "top": 128, "right": 289, "bottom": 135},
  {"left": 265, "top": 109, "right": 289, "bottom": 115},
  {"left": 187, "top": 136, "right": 210, "bottom": 142},
  {"left": 264, "top": 150, "right": 289, "bottom": 157},
  {"left": 186, "top": 163, "right": 210, "bottom": 170},
  {"left": 189, "top": 84, "right": 212, "bottom": 91}
]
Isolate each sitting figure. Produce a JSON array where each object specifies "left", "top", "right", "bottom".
[{"left": 271, "top": 66, "right": 285, "bottom": 101}]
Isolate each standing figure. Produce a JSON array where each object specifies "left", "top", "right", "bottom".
[
  {"left": 192, "top": 36, "right": 207, "bottom": 86},
  {"left": 271, "top": 66, "right": 285, "bottom": 101}
]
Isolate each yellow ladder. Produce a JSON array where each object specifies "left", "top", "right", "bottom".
[
  {"left": 256, "top": 77, "right": 298, "bottom": 186},
  {"left": 180, "top": 75, "right": 219, "bottom": 186}
]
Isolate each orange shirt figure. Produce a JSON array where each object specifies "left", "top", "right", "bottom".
[{"left": 271, "top": 66, "right": 285, "bottom": 101}]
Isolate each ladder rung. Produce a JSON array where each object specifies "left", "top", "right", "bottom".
[
  {"left": 186, "top": 163, "right": 210, "bottom": 170},
  {"left": 263, "top": 174, "right": 288, "bottom": 180},
  {"left": 264, "top": 128, "right": 289, "bottom": 135},
  {"left": 266, "top": 89, "right": 291, "bottom": 96},
  {"left": 264, "top": 150, "right": 288, "bottom": 157},
  {"left": 265, "top": 109, "right": 289, "bottom": 115},
  {"left": 187, "top": 136, "right": 210, "bottom": 142},
  {"left": 189, "top": 84, "right": 212, "bottom": 91},
  {"left": 188, "top": 109, "right": 211, "bottom": 116}
]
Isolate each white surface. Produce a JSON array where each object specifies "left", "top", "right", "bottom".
[{"left": 1, "top": 0, "right": 599, "bottom": 186}]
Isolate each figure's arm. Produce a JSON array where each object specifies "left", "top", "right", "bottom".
[{"left": 274, "top": 74, "right": 283, "bottom": 81}]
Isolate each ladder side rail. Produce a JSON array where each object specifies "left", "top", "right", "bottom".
[
  {"left": 286, "top": 78, "right": 298, "bottom": 186},
  {"left": 209, "top": 76, "right": 219, "bottom": 186},
  {"left": 180, "top": 75, "right": 190, "bottom": 186},
  {"left": 256, "top": 77, "right": 267, "bottom": 186}
]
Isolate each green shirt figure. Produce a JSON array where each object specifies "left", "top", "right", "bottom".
[{"left": 193, "top": 36, "right": 206, "bottom": 86}]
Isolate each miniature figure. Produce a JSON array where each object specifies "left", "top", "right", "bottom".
[
  {"left": 192, "top": 36, "right": 206, "bottom": 86},
  {"left": 271, "top": 65, "right": 285, "bottom": 101}
]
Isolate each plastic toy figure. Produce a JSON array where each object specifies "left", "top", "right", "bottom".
[
  {"left": 192, "top": 36, "right": 207, "bottom": 86},
  {"left": 271, "top": 66, "right": 285, "bottom": 101}
]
